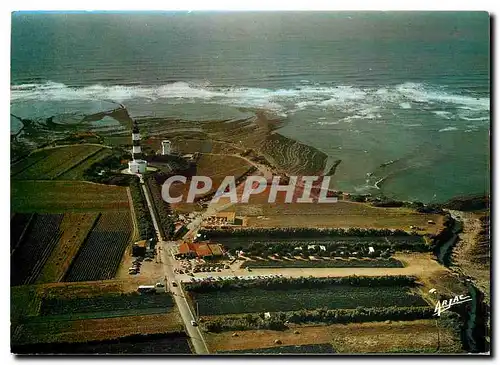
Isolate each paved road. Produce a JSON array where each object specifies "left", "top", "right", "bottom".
[{"left": 139, "top": 178, "right": 210, "bottom": 355}]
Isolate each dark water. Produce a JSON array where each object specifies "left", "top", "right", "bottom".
[{"left": 10, "top": 12, "right": 490, "bottom": 202}]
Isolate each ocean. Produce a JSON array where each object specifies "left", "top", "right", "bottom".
[{"left": 10, "top": 11, "right": 490, "bottom": 203}]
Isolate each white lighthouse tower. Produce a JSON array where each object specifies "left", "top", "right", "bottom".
[
  {"left": 161, "top": 140, "right": 171, "bottom": 155},
  {"left": 128, "top": 121, "right": 148, "bottom": 174}
]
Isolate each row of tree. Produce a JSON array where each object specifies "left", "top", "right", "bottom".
[
  {"left": 145, "top": 174, "right": 176, "bottom": 239},
  {"left": 129, "top": 179, "right": 155, "bottom": 240},
  {"left": 224, "top": 239, "right": 429, "bottom": 258},
  {"left": 200, "top": 227, "right": 415, "bottom": 238},
  {"left": 202, "top": 306, "right": 434, "bottom": 333},
  {"left": 183, "top": 275, "right": 418, "bottom": 293}
]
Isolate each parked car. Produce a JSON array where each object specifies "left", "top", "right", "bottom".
[{"left": 191, "top": 320, "right": 198, "bottom": 326}]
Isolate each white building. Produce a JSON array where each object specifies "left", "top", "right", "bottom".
[
  {"left": 128, "top": 159, "right": 148, "bottom": 174},
  {"left": 161, "top": 140, "right": 171, "bottom": 155}
]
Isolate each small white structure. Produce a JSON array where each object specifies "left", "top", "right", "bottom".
[
  {"left": 368, "top": 247, "right": 375, "bottom": 254},
  {"left": 128, "top": 159, "right": 148, "bottom": 174},
  {"left": 161, "top": 140, "right": 171, "bottom": 155}
]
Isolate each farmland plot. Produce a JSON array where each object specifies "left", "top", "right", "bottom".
[
  {"left": 192, "top": 286, "right": 428, "bottom": 316},
  {"left": 11, "top": 181, "right": 130, "bottom": 212},
  {"left": 11, "top": 150, "right": 51, "bottom": 177},
  {"left": 64, "top": 212, "right": 133, "bottom": 282},
  {"left": 12, "top": 145, "right": 103, "bottom": 180},
  {"left": 13, "top": 332, "right": 192, "bottom": 354},
  {"left": 11, "top": 214, "right": 64, "bottom": 286},
  {"left": 57, "top": 148, "right": 112, "bottom": 180},
  {"left": 37, "top": 213, "right": 100, "bottom": 284},
  {"left": 40, "top": 293, "right": 175, "bottom": 320},
  {"left": 10, "top": 213, "right": 34, "bottom": 254}
]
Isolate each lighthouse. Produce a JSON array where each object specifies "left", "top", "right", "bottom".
[
  {"left": 128, "top": 121, "right": 148, "bottom": 174},
  {"left": 132, "top": 122, "right": 142, "bottom": 159}
]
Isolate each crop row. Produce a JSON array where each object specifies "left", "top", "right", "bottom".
[
  {"left": 11, "top": 214, "right": 64, "bottom": 286},
  {"left": 41, "top": 293, "right": 174, "bottom": 317},
  {"left": 240, "top": 258, "right": 404, "bottom": 269},
  {"left": 191, "top": 285, "right": 428, "bottom": 316},
  {"left": 64, "top": 212, "right": 132, "bottom": 282}
]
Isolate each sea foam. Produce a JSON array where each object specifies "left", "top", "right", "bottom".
[{"left": 11, "top": 81, "right": 490, "bottom": 122}]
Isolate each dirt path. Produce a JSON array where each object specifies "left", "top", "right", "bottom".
[{"left": 449, "top": 210, "right": 490, "bottom": 303}]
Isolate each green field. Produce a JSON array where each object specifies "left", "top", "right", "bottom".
[
  {"left": 191, "top": 286, "right": 428, "bottom": 316},
  {"left": 11, "top": 145, "right": 104, "bottom": 180},
  {"left": 11, "top": 180, "right": 129, "bottom": 212},
  {"left": 58, "top": 148, "right": 113, "bottom": 180}
]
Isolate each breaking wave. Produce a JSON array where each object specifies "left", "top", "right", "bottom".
[
  {"left": 438, "top": 126, "right": 459, "bottom": 132},
  {"left": 11, "top": 81, "right": 489, "bottom": 122}
]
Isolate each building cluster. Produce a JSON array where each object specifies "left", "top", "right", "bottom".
[
  {"left": 202, "top": 212, "right": 236, "bottom": 226},
  {"left": 173, "top": 242, "right": 225, "bottom": 260}
]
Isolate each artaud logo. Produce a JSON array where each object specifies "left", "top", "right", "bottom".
[{"left": 161, "top": 175, "right": 339, "bottom": 204}]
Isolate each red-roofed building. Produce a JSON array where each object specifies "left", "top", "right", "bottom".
[
  {"left": 176, "top": 242, "right": 196, "bottom": 258},
  {"left": 174, "top": 241, "right": 225, "bottom": 260},
  {"left": 193, "top": 243, "right": 212, "bottom": 259}
]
